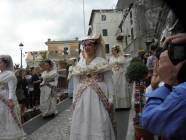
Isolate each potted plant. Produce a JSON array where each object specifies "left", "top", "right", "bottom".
[
  {"left": 126, "top": 57, "right": 154, "bottom": 140},
  {"left": 126, "top": 57, "right": 148, "bottom": 82}
]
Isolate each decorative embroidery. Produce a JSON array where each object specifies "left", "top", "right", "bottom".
[
  {"left": 73, "top": 75, "right": 117, "bottom": 135},
  {"left": 113, "top": 64, "right": 121, "bottom": 72},
  {"left": 72, "top": 62, "right": 111, "bottom": 76},
  {"left": 73, "top": 76, "right": 109, "bottom": 112}
]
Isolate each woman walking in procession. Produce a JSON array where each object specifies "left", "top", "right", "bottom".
[
  {"left": 70, "top": 34, "right": 116, "bottom": 140},
  {"left": 109, "top": 45, "right": 131, "bottom": 109},
  {"left": 40, "top": 59, "right": 58, "bottom": 118},
  {"left": 0, "top": 55, "right": 26, "bottom": 140}
]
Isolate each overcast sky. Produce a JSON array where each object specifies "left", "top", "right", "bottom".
[{"left": 0, "top": 0, "right": 117, "bottom": 66}]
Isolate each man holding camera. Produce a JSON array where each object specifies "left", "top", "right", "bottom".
[{"left": 140, "top": 33, "right": 186, "bottom": 140}]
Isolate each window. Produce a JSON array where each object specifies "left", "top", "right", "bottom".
[
  {"left": 102, "top": 29, "right": 108, "bottom": 36},
  {"left": 131, "top": 28, "right": 134, "bottom": 39},
  {"left": 130, "top": 11, "right": 132, "bottom": 18},
  {"left": 125, "top": 36, "right": 128, "bottom": 45},
  {"left": 130, "top": 19, "right": 133, "bottom": 25},
  {"left": 105, "top": 44, "right": 110, "bottom": 53},
  {"left": 64, "top": 47, "right": 69, "bottom": 55},
  {"left": 130, "top": 11, "right": 133, "bottom": 25},
  {"left": 101, "top": 15, "right": 106, "bottom": 21}
]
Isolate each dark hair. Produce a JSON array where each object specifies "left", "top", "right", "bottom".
[
  {"left": 112, "top": 45, "right": 121, "bottom": 54},
  {"left": 163, "top": 0, "right": 186, "bottom": 31},
  {"left": 82, "top": 39, "right": 97, "bottom": 46},
  {"left": 0, "top": 58, "right": 8, "bottom": 65},
  {"left": 26, "top": 69, "right": 31, "bottom": 75},
  {"left": 44, "top": 59, "right": 53, "bottom": 66},
  {"left": 155, "top": 47, "right": 164, "bottom": 59}
]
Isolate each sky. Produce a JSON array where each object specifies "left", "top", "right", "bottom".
[{"left": 0, "top": 0, "right": 117, "bottom": 67}]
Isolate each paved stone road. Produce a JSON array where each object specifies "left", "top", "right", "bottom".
[
  {"left": 27, "top": 108, "right": 72, "bottom": 140},
  {"left": 25, "top": 97, "right": 131, "bottom": 140}
]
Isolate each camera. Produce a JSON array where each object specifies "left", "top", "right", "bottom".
[{"left": 167, "top": 43, "right": 186, "bottom": 65}]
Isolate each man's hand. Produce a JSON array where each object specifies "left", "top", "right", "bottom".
[
  {"left": 158, "top": 50, "right": 177, "bottom": 85},
  {"left": 159, "top": 33, "right": 186, "bottom": 85},
  {"left": 162, "top": 33, "right": 186, "bottom": 47},
  {"left": 151, "top": 74, "right": 160, "bottom": 89}
]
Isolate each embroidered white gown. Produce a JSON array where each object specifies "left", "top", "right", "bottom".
[
  {"left": 0, "top": 71, "right": 26, "bottom": 140},
  {"left": 109, "top": 55, "right": 131, "bottom": 109},
  {"left": 70, "top": 57, "right": 116, "bottom": 140},
  {"left": 40, "top": 69, "right": 58, "bottom": 117}
]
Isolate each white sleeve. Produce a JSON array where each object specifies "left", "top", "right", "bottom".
[
  {"left": 49, "top": 76, "right": 58, "bottom": 87},
  {"left": 109, "top": 57, "right": 114, "bottom": 65},
  {"left": 8, "top": 79, "right": 16, "bottom": 100}
]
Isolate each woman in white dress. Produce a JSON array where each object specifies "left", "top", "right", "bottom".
[
  {"left": 40, "top": 59, "right": 58, "bottom": 118},
  {"left": 109, "top": 46, "right": 131, "bottom": 109},
  {"left": 0, "top": 55, "right": 26, "bottom": 140},
  {"left": 67, "top": 59, "right": 77, "bottom": 98},
  {"left": 70, "top": 34, "right": 116, "bottom": 140}
]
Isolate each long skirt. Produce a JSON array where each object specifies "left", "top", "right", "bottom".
[
  {"left": 113, "top": 70, "right": 131, "bottom": 109},
  {"left": 70, "top": 82, "right": 116, "bottom": 140},
  {"left": 0, "top": 97, "right": 26, "bottom": 140},
  {"left": 40, "top": 85, "right": 57, "bottom": 117}
]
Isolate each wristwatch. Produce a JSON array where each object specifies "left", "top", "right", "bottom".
[{"left": 164, "top": 83, "right": 172, "bottom": 91}]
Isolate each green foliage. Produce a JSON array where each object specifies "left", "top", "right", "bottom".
[
  {"left": 130, "top": 57, "right": 142, "bottom": 63},
  {"left": 126, "top": 57, "right": 148, "bottom": 82}
]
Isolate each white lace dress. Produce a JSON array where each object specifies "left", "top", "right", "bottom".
[
  {"left": 40, "top": 69, "right": 58, "bottom": 117},
  {"left": 0, "top": 71, "right": 26, "bottom": 140},
  {"left": 109, "top": 55, "right": 131, "bottom": 109},
  {"left": 70, "top": 57, "right": 116, "bottom": 140}
]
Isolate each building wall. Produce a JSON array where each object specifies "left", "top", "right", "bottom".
[
  {"left": 116, "top": 0, "right": 135, "bottom": 10},
  {"left": 119, "top": 0, "right": 164, "bottom": 56},
  {"left": 26, "top": 40, "right": 79, "bottom": 69},
  {"left": 46, "top": 41, "right": 79, "bottom": 61},
  {"left": 46, "top": 40, "right": 79, "bottom": 70},
  {"left": 25, "top": 51, "right": 48, "bottom": 68},
  {"left": 89, "top": 10, "right": 123, "bottom": 56}
]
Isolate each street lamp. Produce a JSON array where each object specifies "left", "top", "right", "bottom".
[{"left": 19, "top": 43, "right": 24, "bottom": 68}]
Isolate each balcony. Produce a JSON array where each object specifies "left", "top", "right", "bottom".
[{"left": 116, "top": 32, "right": 124, "bottom": 41}]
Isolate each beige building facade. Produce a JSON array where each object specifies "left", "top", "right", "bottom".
[
  {"left": 25, "top": 51, "right": 48, "bottom": 68},
  {"left": 45, "top": 39, "right": 80, "bottom": 69}
]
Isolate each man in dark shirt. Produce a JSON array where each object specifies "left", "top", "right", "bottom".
[{"left": 31, "top": 67, "right": 42, "bottom": 109}]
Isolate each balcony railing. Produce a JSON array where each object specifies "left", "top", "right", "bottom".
[{"left": 116, "top": 32, "right": 124, "bottom": 41}]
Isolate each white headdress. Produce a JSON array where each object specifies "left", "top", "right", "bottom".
[
  {"left": 81, "top": 34, "right": 106, "bottom": 58},
  {"left": 0, "top": 55, "right": 14, "bottom": 71},
  {"left": 111, "top": 45, "right": 123, "bottom": 55}
]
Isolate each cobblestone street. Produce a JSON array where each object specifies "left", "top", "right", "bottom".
[
  {"left": 27, "top": 107, "right": 72, "bottom": 140},
  {"left": 23, "top": 98, "right": 130, "bottom": 140}
]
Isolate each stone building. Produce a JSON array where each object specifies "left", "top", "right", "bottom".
[
  {"left": 116, "top": 0, "right": 166, "bottom": 55},
  {"left": 88, "top": 9, "right": 123, "bottom": 59}
]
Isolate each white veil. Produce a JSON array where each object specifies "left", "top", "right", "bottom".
[
  {"left": 0, "top": 55, "right": 14, "bottom": 71},
  {"left": 81, "top": 34, "right": 106, "bottom": 59}
]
